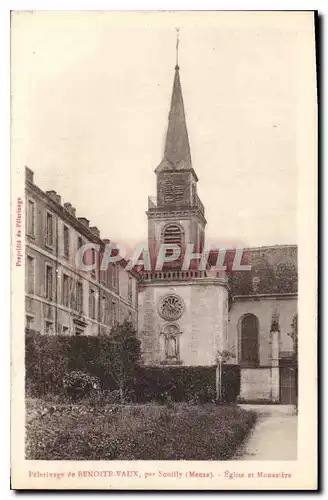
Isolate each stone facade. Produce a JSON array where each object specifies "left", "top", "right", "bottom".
[
  {"left": 137, "top": 61, "right": 298, "bottom": 403},
  {"left": 138, "top": 277, "right": 228, "bottom": 366},
  {"left": 138, "top": 63, "right": 229, "bottom": 369},
  {"left": 24, "top": 58, "right": 298, "bottom": 404},
  {"left": 25, "top": 167, "right": 139, "bottom": 336},
  {"left": 227, "top": 295, "right": 297, "bottom": 365}
]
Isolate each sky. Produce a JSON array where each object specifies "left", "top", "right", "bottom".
[{"left": 11, "top": 11, "right": 315, "bottom": 248}]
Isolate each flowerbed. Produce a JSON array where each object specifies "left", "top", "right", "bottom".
[{"left": 26, "top": 398, "right": 256, "bottom": 460}]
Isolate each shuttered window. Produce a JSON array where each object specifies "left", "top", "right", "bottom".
[{"left": 164, "top": 224, "right": 183, "bottom": 246}]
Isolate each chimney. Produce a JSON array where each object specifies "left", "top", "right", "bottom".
[
  {"left": 78, "top": 217, "right": 90, "bottom": 228},
  {"left": 64, "top": 202, "right": 76, "bottom": 217},
  {"left": 90, "top": 226, "right": 100, "bottom": 238},
  {"left": 103, "top": 238, "right": 111, "bottom": 244},
  {"left": 46, "top": 190, "right": 61, "bottom": 205},
  {"left": 25, "top": 166, "right": 34, "bottom": 183}
]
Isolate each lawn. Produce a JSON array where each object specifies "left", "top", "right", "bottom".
[{"left": 25, "top": 398, "right": 256, "bottom": 460}]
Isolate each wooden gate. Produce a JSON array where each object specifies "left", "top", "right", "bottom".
[{"left": 279, "top": 365, "right": 297, "bottom": 404}]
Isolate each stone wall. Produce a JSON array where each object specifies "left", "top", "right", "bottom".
[
  {"left": 25, "top": 175, "right": 138, "bottom": 336},
  {"left": 138, "top": 279, "right": 228, "bottom": 366},
  {"left": 240, "top": 368, "right": 273, "bottom": 401},
  {"left": 227, "top": 296, "right": 297, "bottom": 365},
  {"left": 157, "top": 171, "right": 192, "bottom": 207}
]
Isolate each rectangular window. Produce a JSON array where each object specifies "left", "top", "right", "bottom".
[
  {"left": 106, "top": 266, "right": 111, "bottom": 287},
  {"left": 26, "top": 315, "right": 33, "bottom": 330},
  {"left": 62, "top": 326, "right": 69, "bottom": 335},
  {"left": 62, "top": 274, "right": 70, "bottom": 307},
  {"left": 76, "top": 282, "right": 83, "bottom": 313},
  {"left": 63, "top": 225, "right": 70, "bottom": 258},
  {"left": 26, "top": 255, "right": 34, "bottom": 294},
  {"left": 89, "top": 288, "right": 96, "bottom": 319},
  {"left": 112, "top": 300, "right": 117, "bottom": 326},
  {"left": 45, "top": 321, "right": 53, "bottom": 334},
  {"left": 78, "top": 236, "right": 83, "bottom": 249},
  {"left": 164, "top": 182, "right": 174, "bottom": 204},
  {"left": 100, "top": 294, "right": 107, "bottom": 324},
  {"left": 100, "top": 269, "right": 106, "bottom": 284},
  {"left": 75, "top": 326, "right": 83, "bottom": 336},
  {"left": 46, "top": 212, "right": 54, "bottom": 247},
  {"left": 27, "top": 200, "right": 35, "bottom": 236},
  {"left": 128, "top": 276, "right": 133, "bottom": 303},
  {"left": 112, "top": 264, "right": 117, "bottom": 289},
  {"left": 91, "top": 248, "right": 96, "bottom": 278},
  {"left": 45, "top": 265, "right": 53, "bottom": 300},
  {"left": 175, "top": 183, "right": 184, "bottom": 203}
]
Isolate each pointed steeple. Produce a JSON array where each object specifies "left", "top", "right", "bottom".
[{"left": 156, "top": 32, "right": 193, "bottom": 173}]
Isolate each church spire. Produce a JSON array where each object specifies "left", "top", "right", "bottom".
[{"left": 156, "top": 30, "right": 192, "bottom": 173}]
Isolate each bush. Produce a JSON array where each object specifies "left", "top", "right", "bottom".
[
  {"left": 25, "top": 331, "right": 68, "bottom": 397},
  {"left": 62, "top": 371, "right": 100, "bottom": 401},
  {"left": 25, "top": 400, "right": 256, "bottom": 460},
  {"left": 221, "top": 365, "right": 241, "bottom": 403},
  {"left": 25, "top": 328, "right": 240, "bottom": 404},
  {"left": 133, "top": 365, "right": 240, "bottom": 404},
  {"left": 25, "top": 321, "right": 140, "bottom": 400}
]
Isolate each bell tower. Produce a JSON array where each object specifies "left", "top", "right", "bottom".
[
  {"left": 139, "top": 32, "right": 229, "bottom": 368},
  {"left": 147, "top": 32, "right": 206, "bottom": 267}
]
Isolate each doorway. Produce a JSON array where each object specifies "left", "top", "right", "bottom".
[{"left": 279, "top": 365, "right": 297, "bottom": 404}]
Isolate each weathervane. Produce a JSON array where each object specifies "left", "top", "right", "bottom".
[{"left": 175, "top": 27, "right": 180, "bottom": 69}]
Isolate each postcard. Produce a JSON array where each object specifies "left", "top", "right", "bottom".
[{"left": 11, "top": 10, "right": 317, "bottom": 490}]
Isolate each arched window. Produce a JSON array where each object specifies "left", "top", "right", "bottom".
[
  {"left": 163, "top": 224, "right": 183, "bottom": 247},
  {"left": 240, "top": 314, "right": 259, "bottom": 366}
]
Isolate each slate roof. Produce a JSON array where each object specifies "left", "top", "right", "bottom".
[
  {"left": 156, "top": 65, "right": 193, "bottom": 174},
  {"left": 216, "top": 245, "right": 298, "bottom": 296}
]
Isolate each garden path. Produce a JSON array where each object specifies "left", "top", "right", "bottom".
[{"left": 234, "top": 405, "right": 297, "bottom": 460}]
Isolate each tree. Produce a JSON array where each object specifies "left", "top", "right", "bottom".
[
  {"left": 215, "top": 349, "right": 233, "bottom": 403},
  {"left": 288, "top": 314, "right": 298, "bottom": 361},
  {"left": 288, "top": 314, "right": 298, "bottom": 412},
  {"left": 99, "top": 320, "right": 141, "bottom": 403}
]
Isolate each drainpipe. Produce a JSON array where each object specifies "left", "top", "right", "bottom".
[
  {"left": 55, "top": 215, "right": 59, "bottom": 333},
  {"left": 97, "top": 251, "right": 101, "bottom": 335}
]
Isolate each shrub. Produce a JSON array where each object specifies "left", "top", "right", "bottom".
[
  {"left": 62, "top": 370, "right": 100, "bottom": 401},
  {"left": 221, "top": 365, "right": 241, "bottom": 403},
  {"left": 25, "top": 328, "right": 240, "bottom": 404},
  {"left": 133, "top": 365, "right": 240, "bottom": 404},
  {"left": 25, "top": 400, "right": 257, "bottom": 460},
  {"left": 25, "top": 331, "right": 68, "bottom": 397},
  {"left": 25, "top": 321, "right": 140, "bottom": 400}
]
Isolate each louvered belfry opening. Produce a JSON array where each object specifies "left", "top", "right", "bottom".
[
  {"left": 148, "top": 56, "right": 207, "bottom": 274},
  {"left": 164, "top": 224, "right": 183, "bottom": 246},
  {"left": 162, "top": 223, "right": 184, "bottom": 269}
]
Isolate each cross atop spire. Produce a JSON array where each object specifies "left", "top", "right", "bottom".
[{"left": 175, "top": 27, "right": 180, "bottom": 69}]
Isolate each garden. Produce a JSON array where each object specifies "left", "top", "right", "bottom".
[{"left": 25, "top": 321, "right": 257, "bottom": 460}]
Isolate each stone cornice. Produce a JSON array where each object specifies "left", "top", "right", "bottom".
[
  {"left": 26, "top": 180, "right": 141, "bottom": 279},
  {"left": 146, "top": 206, "right": 207, "bottom": 225},
  {"left": 139, "top": 277, "right": 229, "bottom": 290},
  {"left": 233, "top": 293, "right": 297, "bottom": 301}
]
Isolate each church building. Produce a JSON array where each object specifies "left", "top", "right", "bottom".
[
  {"left": 24, "top": 44, "right": 298, "bottom": 405},
  {"left": 137, "top": 57, "right": 298, "bottom": 404}
]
